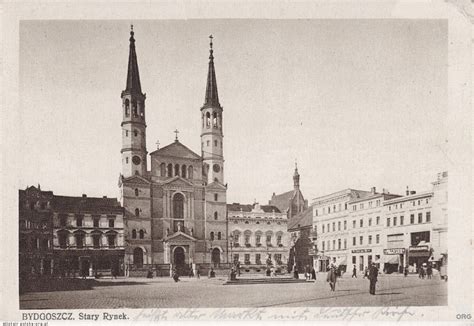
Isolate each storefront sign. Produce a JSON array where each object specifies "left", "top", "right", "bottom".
[
  {"left": 384, "top": 248, "right": 405, "bottom": 255},
  {"left": 351, "top": 249, "right": 372, "bottom": 253},
  {"left": 409, "top": 245, "right": 429, "bottom": 252}
]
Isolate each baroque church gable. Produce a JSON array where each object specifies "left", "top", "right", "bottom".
[{"left": 165, "top": 231, "right": 197, "bottom": 242}]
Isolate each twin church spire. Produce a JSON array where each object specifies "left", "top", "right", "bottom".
[
  {"left": 204, "top": 35, "right": 220, "bottom": 108},
  {"left": 124, "top": 25, "right": 143, "bottom": 96}
]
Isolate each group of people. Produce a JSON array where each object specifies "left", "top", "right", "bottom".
[
  {"left": 304, "top": 265, "right": 317, "bottom": 281},
  {"left": 329, "top": 263, "right": 379, "bottom": 294},
  {"left": 418, "top": 263, "right": 433, "bottom": 279}
]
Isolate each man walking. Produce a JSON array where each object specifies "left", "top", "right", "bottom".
[
  {"left": 368, "top": 262, "right": 378, "bottom": 295},
  {"left": 352, "top": 264, "right": 357, "bottom": 278}
]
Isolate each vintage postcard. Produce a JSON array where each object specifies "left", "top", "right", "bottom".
[{"left": 1, "top": 1, "right": 472, "bottom": 325}]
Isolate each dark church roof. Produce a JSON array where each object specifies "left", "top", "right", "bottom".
[
  {"left": 287, "top": 207, "right": 313, "bottom": 231},
  {"left": 51, "top": 195, "right": 122, "bottom": 214},
  {"left": 269, "top": 190, "right": 295, "bottom": 213},
  {"left": 150, "top": 140, "right": 202, "bottom": 160},
  {"left": 123, "top": 26, "right": 142, "bottom": 95},
  {"left": 227, "top": 203, "right": 281, "bottom": 213},
  {"left": 204, "top": 35, "right": 220, "bottom": 108}
]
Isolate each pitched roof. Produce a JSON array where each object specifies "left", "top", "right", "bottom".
[
  {"left": 288, "top": 207, "right": 313, "bottom": 231},
  {"left": 52, "top": 195, "right": 122, "bottom": 214},
  {"left": 124, "top": 27, "right": 142, "bottom": 95},
  {"left": 149, "top": 140, "right": 202, "bottom": 160},
  {"left": 227, "top": 203, "right": 282, "bottom": 213},
  {"left": 268, "top": 190, "right": 294, "bottom": 213},
  {"left": 204, "top": 36, "right": 220, "bottom": 108}
]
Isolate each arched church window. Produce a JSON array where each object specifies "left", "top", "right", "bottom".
[
  {"left": 126, "top": 157, "right": 129, "bottom": 164},
  {"left": 135, "top": 208, "right": 140, "bottom": 217},
  {"left": 134, "top": 188, "right": 139, "bottom": 196},
  {"left": 217, "top": 232, "right": 222, "bottom": 240},
  {"left": 160, "top": 163, "right": 166, "bottom": 177},
  {"left": 181, "top": 165, "right": 187, "bottom": 178},
  {"left": 125, "top": 99, "right": 130, "bottom": 117},
  {"left": 212, "top": 112, "right": 218, "bottom": 127},
  {"left": 214, "top": 211, "right": 218, "bottom": 220},
  {"left": 202, "top": 113, "right": 205, "bottom": 128},
  {"left": 132, "top": 229, "right": 137, "bottom": 239},
  {"left": 167, "top": 163, "right": 173, "bottom": 177},
  {"left": 206, "top": 112, "right": 211, "bottom": 128},
  {"left": 210, "top": 232, "right": 215, "bottom": 241},
  {"left": 188, "top": 166, "right": 193, "bottom": 179},
  {"left": 173, "top": 193, "right": 184, "bottom": 219},
  {"left": 139, "top": 229, "right": 144, "bottom": 239},
  {"left": 125, "top": 130, "right": 129, "bottom": 137},
  {"left": 174, "top": 164, "right": 180, "bottom": 176},
  {"left": 134, "top": 130, "right": 138, "bottom": 137},
  {"left": 132, "top": 100, "right": 138, "bottom": 117},
  {"left": 139, "top": 102, "right": 144, "bottom": 118}
]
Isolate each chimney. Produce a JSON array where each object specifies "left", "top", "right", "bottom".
[
  {"left": 371, "top": 187, "right": 376, "bottom": 194},
  {"left": 82, "top": 194, "right": 87, "bottom": 198},
  {"left": 406, "top": 186, "right": 410, "bottom": 196}
]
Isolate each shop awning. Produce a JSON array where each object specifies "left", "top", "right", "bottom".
[
  {"left": 385, "top": 255, "right": 400, "bottom": 264},
  {"left": 337, "top": 257, "right": 347, "bottom": 265}
]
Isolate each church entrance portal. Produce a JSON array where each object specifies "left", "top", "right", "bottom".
[
  {"left": 173, "top": 247, "right": 187, "bottom": 275},
  {"left": 211, "top": 248, "right": 221, "bottom": 267},
  {"left": 133, "top": 247, "right": 144, "bottom": 268}
]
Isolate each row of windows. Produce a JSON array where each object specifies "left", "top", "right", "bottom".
[
  {"left": 124, "top": 129, "right": 142, "bottom": 138},
  {"left": 321, "top": 216, "right": 381, "bottom": 234},
  {"left": 131, "top": 229, "right": 145, "bottom": 239},
  {"left": 234, "top": 253, "right": 283, "bottom": 265},
  {"left": 229, "top": 215, "right": 284, "bottom": 220},
  {"left": 57, "top": 232, "right": 117, "bottom": 249},
  {"left": 158, "top": 163, "right": 194, "bottom": 179},
  {"left": 203, "top": 111, "right": 222, "bottom": 129},
  {"left": 209, "top": 231, "right": 222, "bottom": 240},
  {"left": 232, "top": 234, "right": 283, "bottom": 247},
  {"left": 314, "top": 203, "right": 348, "bottom": 216},
  {"left": 387, "top": 211, "right": 431, "bottom": 227},
  {"left": 19, "top": 237, "right": 50, "bottom": 251},
  {"left": 202, "top": 140, "right": 223, "bottom": 148},
  {"left": 22, "top": 200, "right": 49, "bottom": 210},
  {"left": 59, "top": 215, "right": 116, "bottom": 228},
  {"left": 321, "top": 234, "right": 381, "bottom": 251},
  {"left": 233, "top": 220, "right": 282, "bottom": 225},
  {"left": 352, "top": 200, "right": 381, "bottom": 211},
  {"left": 387, "top": 198, "right": 430, "bottom": 211}
]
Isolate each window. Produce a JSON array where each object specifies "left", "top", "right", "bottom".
[
  {"left": 59, "top": 215, "right": 67, "bottom": 227},
  {"left": 360, "top": 219, "right": 363, "bottom": 228},
  {"left": 132, "top": 229, "right": 137, "bottom": 239},
  {"left": 322, "top": 225, "right": 325, "bottom": 233},
  {"left": 75, "top": 233, "right": 84, "bottom": 249},
  {"left": 344, "top": 221, "right": 347, "bottom": 230},
  {"left": 315, "top": 209, "right": 318, "bottom": 216},
  {"left": 233, "top": 254, "right": 239, "bottom": 263},
  {"left": 410, "top": 214, "right": 415, "bottom": 224},
  {"left": 277, "top": 235, "right": 282, "bottom": 246},
  {"left": 353, "top": 220, "right": 356, "bottom": 229},
  {"left": 93, "top": 234, "right": 101, "bottom": 248},
  {"left": 134, "top": 188, "right": 139, "bottom": 196},
  {"left": 244, "top": 254, "right": 250, "bottom": 265},
  {"left": 139, "top": 230, "right": 144, "bottom": 239},
  {"left": 214, "top": 212, "right": 218, "bottom": 220},
  {"left": 360, "top": 203, "right": 364, "bottom": 209},
  {"left": 418, "top": 213, "right": 422, "bottom": 223},
  {"left": 256, "top": 235, "right": 261, "bottom": 246},
  {"left": 181, "top": 165, "right": 187, "bottom": 178},
  {"left": 400, "top": 216, "right": 404, "bottom": 225},
  {"left": 426, "top": 211, "right": 431, "bottom": 223},
  {"left": 376, "top": 234, "right": 380, "bottom": 244},
  {"left": 207, "top": 140, "right": 210, "bottom": 146},
  {"left": 76, "top": 216, "right": 83, "bottom": 227},
  {"left": 266, "top": 235, "right": 272, "bottom": 246},
  {"left": 393, "top": 216, "right": 397, "bottom": 226},
  {"left": 109, "top": 219, "right": 114, "bottom": 228},
  {"left": 256, "top": 254, "right": 261, "bottom": 265},
  {"left": 328, "top": 207, "right": 331, "bottom": 213},
  {"left": 418, "top": 200, "right": 421, "bottom": 206},
  {"left": 322, "top": 241, "right": 325, "bottom": 251},
  {"left": 387, "top": 218, "right": 390, "bottom": 227},
  {"left": 332, "top": 240, "right": 336, "bottom": 250},
  {"left": 58, "top": 232, "right": 68, "bottom": 248},
  {"left": 173, "top": 193, "right": 184, "bottom": 219},
  {"left": 344, "top": 239, "right": 347, "bottom": 249},
  {"left": 411, "top": 231, "right": 430, "bottom": 246},
  {"left": 368, "top": 235, "right": 372, "bottom": 245},
  {"left": 134, "top": 130, "right": 138, "bottom": 137},
  {"left": 327, "top": 240, "right": 330, "bottom": 250},
  {"left": 352, "top": 237, "right": 356, "bottom": 246},
  {"left": 188, "top": 166, "right": 193, "bottom": 179},
  {"left": 40, "top": 202, "right": 46, "bottom": 210},
  {"left": 132, "top": 100, "right": 138, "bottom": 117},
  {"left": 135, "top": 208, "right": 140, "bottom": 217},
  {"left": 332, "top": 222, "right": 335, "bottom": 231},
  {"left": 245, "top": 235, "right": 250, "bottom": 245},
  {"left": 275, "top": 254, "right": 282, "bottom": 265},
  {"left": 214, "top": 193, "right": 218, "bottom": 201},
  {"left": 93, "top": 217, "right": 100, "bottom": 228},
  {"left": 368, "top": 218, "right": 372, "bottom": 226},
  {"left": 107, "top": 234, "right": 116, "bottom": 248},
  {"left": 327, "top": 223, "right": 330, "bottom": 233},
  {"left": 338, "top": 239, "right": 341, "bottom": 250},
  {"left": 338, "top": 203, "right": 341, "bottom": 211},
  {"left": 167, "top": 163, "right": 173, "bottom": 177},
  {"left": 125, "top": 99, "right": 130, "bottom": 116},
  {"left": 210, "top": 232, "right": 215, "bottom": 241},
  {"left": 174, "top": 164, "right": 180, "bottom": 176},
  {"left": 359, "top": 236, "right": 363, "bottom": 245},
  {"left": 338, "top": 221, "right": 341, "bottom": 231},
  {"left": 376, "top": 216, "right": 380, "bottom": 225},
  {"left": 217, "top": 232, "right": 222, "bottom": 240},
  {"left": 126, "top": 130, "right": 129, "bottom": 137}
]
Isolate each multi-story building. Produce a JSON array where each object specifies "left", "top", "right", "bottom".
[
  {"left": 19, "top": 185, "right": 54, "bottom": 278},
  {"left": 118, "top": 28, "right": 228, "bottom": 276},
  {"left": 312, "top": 188, "right": 371, "bottom": 272},
  {"left": 348, "top": 189, "right": 401, "bottom": 273},
  {"left": 228, "top": 203, "right": 289, "bottom": 273},
  {"left": 52, "top": 194, "right": 125, "bottom": 277}
]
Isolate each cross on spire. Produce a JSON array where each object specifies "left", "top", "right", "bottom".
[{"left": 174, "top": 129, "right": 179, "bottom": 141}]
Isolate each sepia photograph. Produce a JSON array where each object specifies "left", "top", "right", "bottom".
[{"left": 1, "top": 1, "right": 472, "bottom": 323}]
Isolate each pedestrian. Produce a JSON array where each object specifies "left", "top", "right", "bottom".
[
  {"left": 368, "top": 262, "right": 378, "bottom": 295},
  {"left": 422, "top": 264, "right": 427, "bottom": 279},
  {"left": 196, "top": 268, "right": 200, "bottom": 279},
  {"left": 305, "top": 265, "right": 310, "bottom": 281},
  {"left": 326, "top": 263, "right": 337, "bottom": 291},
  {"left": 419, "top": 266, "right": 425, "bottom": 279},
  {"left": 352, "top": 264, "right": 357, "bottom": 278},
  {"left": 172, "top": 268, "right": 180, "bottom": 282},
  {"left": 427, "top": 264, "right": 433, "bottom": 279},
  {"left": 311, "top": 267, "right": 316, "bottom": 281},
  {"left": 293, "top": 265, "right": 299, "bottom": 279},
  {"left": 404, "top": 265, "right": 408, "bottom": 277},
  {"left": 188, "top": 268, "right": 194, "bottom": 278},
  {"left": 363, "top": 266, "right": 369, "bottom": 279}
]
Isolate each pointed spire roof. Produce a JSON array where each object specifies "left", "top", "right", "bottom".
[
  {"left": 204, "top": 35, "right": 220, "bottom": 107},
  {"left": 124, "top": 25, "right": 142, "bottom": 95},
  {"left": 293, "top": 160, "right": 300, "bottom": 190}
]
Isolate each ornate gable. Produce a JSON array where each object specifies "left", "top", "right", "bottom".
[
  {"left": 150, "top": 141, "right": 202, "bottom": 161},
  {"left": 122, "top": 174, "right": 151, "bottom": 186},
  {"left": 165, "top": 231, "right": 196, "bottom": 243},
  {"left": 163, "top": 176, "right": 194, "bottom": 187}
]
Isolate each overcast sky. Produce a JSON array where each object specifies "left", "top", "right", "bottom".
[{"left": 19, "top": 19, "right": 447, "bottom": 204}]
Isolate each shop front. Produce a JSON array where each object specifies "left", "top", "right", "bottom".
[
  {"left": 383, "top": 248, "right": 405, "bottom": 274},
  {"left": 351, "top": 248, "right": 372, "bottom": 272},
  {"left": 408, "top": 244, "right": 431, "bottom": 271}
]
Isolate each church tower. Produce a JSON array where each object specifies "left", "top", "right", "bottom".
[
  {"left": 201, "top": 35, "right": 224, "bottom": 185},
  {"left": 121, "top": 26, "right": 147, "bottom": 178}
]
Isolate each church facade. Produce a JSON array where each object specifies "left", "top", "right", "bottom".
[{"left": 118, "top": 28, "right": 228, "bottom": 275}]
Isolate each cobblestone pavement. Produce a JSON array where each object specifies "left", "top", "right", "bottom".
[{"left": 20, "top": 274, "right": 447, "bottom": 309}]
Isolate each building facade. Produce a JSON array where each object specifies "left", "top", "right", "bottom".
[
  {"left": 119, "top": 28, "right": 228, "bottom": 275},
  {"left": 228, "top": 203, "right": 289, "bottom": 273},
  {"left": 19, "top": 185, "right": 54, "bottom": 278}
]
